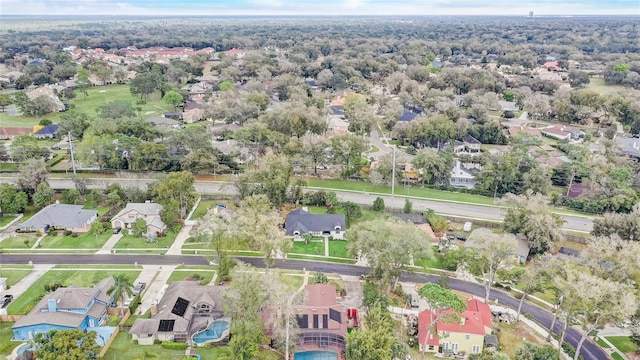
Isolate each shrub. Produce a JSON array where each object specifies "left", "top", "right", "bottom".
[
  {"left": 561, "top": 342, "right": 583, "bottom": 360},
  {"left": 63, "top": 230, "right": 72, "bottom": 236},
  {"left": 161, "top": 341, "right": 187, "bottom": 350},
  {"left": 128, "top": 293, "right": 141, "bottom": 314},
  {"left": 70, "top": 232, "right": 78, "bottom": 237}
]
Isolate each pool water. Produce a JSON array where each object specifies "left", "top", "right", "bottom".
[
  {"left": 192, "top": 321, "right": 229, "bottom": 344},
  {"left": 294, "top": 351, "right": 338, "bottom": 360}
]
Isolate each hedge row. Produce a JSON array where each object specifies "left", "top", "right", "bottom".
[{"left": 161, "top": 341, "right": 187, "bottom": 350}]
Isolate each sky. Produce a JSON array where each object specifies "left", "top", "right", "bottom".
[{"left": 1, "top": 0, "right": 639, "bottom": 16}]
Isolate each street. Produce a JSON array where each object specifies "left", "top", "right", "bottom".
[
  {"left": 0, "top": 177, "right": 595, "bottom": 232},
  {"left": 0, "top": 254, "right": 607, "bottom": 360}
]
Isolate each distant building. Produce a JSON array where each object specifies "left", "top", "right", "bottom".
[
  {"left": 449, "top": 160, "right": 475, "bottom": 189},
  {"left": 19, "top": 203, "right": 98, "bottom": 233},
  {"left": 529, "top": 11, "right": 534, "bottom": 17}
]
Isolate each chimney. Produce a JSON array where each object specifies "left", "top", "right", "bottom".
[
  {"left": 47, "top": 298, "right": 57, "bottom": 312},
  {"left": 460, "top": 316, "right": 466, "bottom": 326},
  {"left": 150, "top": 302, "right": 158, "bottom": 316}
]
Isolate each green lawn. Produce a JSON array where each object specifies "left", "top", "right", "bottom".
[
  {"left": 289, "top": 240, "right": 351, "bottom": 258},
  {"left": 114, "top": 230, "right": 179, "bottom": 249},
  {"left": 7, "top": 270, "right": 140, "bottom": 315},
  {"left": 305, "top": 179, "right": 495, "bottom": 206},
  {"left": 191, "top": 200, "right": 219, "bottom": 219},
  {"left": 596, "top": 337, "right": 611, "bottom": 348},
  {"left": 0, "top": 84, "right": 171, "bottom": 128},
  {"left": 286, "top": 254, "right": 356, "bottom": 264},
  {"left": 0, "top": 163, "right": 19, "bottom": 172},
  {"left": 0, "top": 322, "right": 16, "bottom": 357},
  {"left": 103, "top": 332, "right": 279, "bottom": 360},
  {"left": 0, "top": 216, "right": 17, "bottom": 227},
  {"left": 414, "top": 251, "right": 445, "bottom": 269},
  {"left": 38, "top": 232, "right": 111, "bottom": 249},
  {"left": 289, "top": 241, "right": 325, "bottom": 256},
  {"left": 0, "top": 269, "right": 33, "bottom": 287},
  {"left": 584, "top": 77, "right": 640, "bottom": 97},
  {"left": 612, "top": 353, "right": 625, "bottom": 360},
  {"left": 281, "top": 274, "right": 304, "bottom": 290},
  {"left": 165, "top": 269, "right": 215, "bottom": 285},
  {"left": 0, "top": 237, "right": 37, "bottom": 249},
  {"left": 605, "top": 336, "right": 638, "bottom": 353}
]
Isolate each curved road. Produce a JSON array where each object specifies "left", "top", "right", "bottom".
[
  {"left": 0, "top": 254, "right": 605, "bottom": 360},
  {"left": 0, "top": 177, "right": 594, "bottom": 232}
]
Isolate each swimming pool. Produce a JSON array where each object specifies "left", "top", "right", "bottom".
[
  {"left": 192, "top": 321, "right": 229, "bottom": 345},
  {"left": 294, "top": 351, "right": 338, "bottom": 360}
]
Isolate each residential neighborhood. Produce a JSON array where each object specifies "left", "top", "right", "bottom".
[{"left": 0, "top": 9, "right": 639, "bottom": 360}]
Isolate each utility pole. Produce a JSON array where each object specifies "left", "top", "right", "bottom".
[
  {"left": 391, "top": 146, "right": 396, "bottom": 208},
  {"left": 68, "top": 131, "right": 77, "bottom": 175}
]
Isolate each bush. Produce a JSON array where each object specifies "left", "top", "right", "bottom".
[
  {"left": 562, "top": 342, "right": 583, "bottom": 360},
  {"left": 70, "top": 232, "right": 78, "bottom": 237},
  {"left": 161, "top": 341, "right": 187, "bottom": 350},
  {"left": 63, "top": 230, "right": 72, "bottom": 236}
]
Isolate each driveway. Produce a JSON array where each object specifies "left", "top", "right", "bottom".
[{"left": 340, "top": 275, "right": 364, "bottom": 309}]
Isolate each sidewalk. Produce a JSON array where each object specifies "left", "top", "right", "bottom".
[{"left": 95, "top": 233, "right": 123, "bottom": 254}]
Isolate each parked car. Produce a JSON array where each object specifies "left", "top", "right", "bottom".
[
  {"left": 1, "top": 295, "right": 14, "bottom": 308},
  {"left": 132, "top": 282, "right": 146, "bottom": 295},
  {"left": 123, "top": 297, "right": 134, "bottom": 308},
  {"left": 455, "top": 234, "right": 467, "bottom": 241},
  {"left": 112, "top": 227, "right": 122, "bottom": 234}
]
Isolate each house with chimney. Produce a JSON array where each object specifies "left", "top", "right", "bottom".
[
  {"left": 130, "top": 281, "right": 228, "bottom": 346},
  {"left": 111, "top": 202, "right": 166, "bottom": 235},
  {"left": 12, "top": 277, "right": 115, "bottom": 342},
  {"left": 418, "top": 298, "right": 493, "bottom": 356}
]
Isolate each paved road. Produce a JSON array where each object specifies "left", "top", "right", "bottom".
[
  {"left": 0, "top": 254, "right": 606, "bottom": 360},
  {"left": 0, "top": 177, "right": 595, "bottom": 232}
]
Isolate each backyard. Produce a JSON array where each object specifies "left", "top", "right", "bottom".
[
  {"left": 0, "top": 322, "right": 15, "bottom": 357},
  {"left": 7, "top": 269, "right": 140, "bottom": 315},
  {"left": 190, "top": 200, "right": 233, "bottom": 220},
  {"left": 0, "top": 84, "right": 171, "bottom": 128}
]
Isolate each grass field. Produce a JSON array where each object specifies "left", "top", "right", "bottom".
[
  {"left": 597, "top": 337, "right": 611, "bottom": 348},
  {"left": 289, "top": 239, "right": 351, "bottom": 258},
  {"left": 584, "top": 77, "right": 640, "bottom": 97},
  {"left": 0, "top": 269, "right": 33, "bottom": 287},
  {"left": 190, "top": 200, "right": 229, "bottom": 220},
  {"left": 0, "top": 322, "right": 16, "bottom": 357},
  {"left": 414, "top": 250, "right": 445, "bottom": 269},
  {"left": 0, "top": 84, "right": 171, "bottom": 128},
  {"left": 38, "top": 232, "right": 111, "bottom": 249},
  {"left": 305, "top": 178, "right": 495, "bottom": 206},
  {"left": 286, "top": 254, "right": 356, "bottom": 264},
  {"left": 605, "top": 336, "right": 638, "bottom": 353},
  {"left": 0, "top": 236, "right": 38, "bottom": 249},
  {"left": 611, "top": 353, "right": 625, "bottom": 360},
  {"left": 7, "top": 269, "right": 140, "bottom": 315},
  {"left": 495, "top": 322, "right": 546, "bottom": 358},
  {"left": 0, "top": 163, "right": 19, "bottom": 172},
  {"left": 165, "top": 269, "right": 216, "bottom": 285}
]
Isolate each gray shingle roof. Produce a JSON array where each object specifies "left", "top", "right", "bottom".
[
  {"left": 19, "top": 203, "right": 97, "bottom": 231},
  {"left": 284, "top": 209, "right": 346, "bottom": 236}
]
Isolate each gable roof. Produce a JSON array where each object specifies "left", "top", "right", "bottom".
[
  {"left": 0, "top": 128, "right": 33, "bottom": 137},
  {"left": 305, "top": 284, "right": 338, "bottom": 307},
  {"left": 35, "top": 124, "right": 59, "bottom": 135},
  {"left": 113, "top": 202, "right": 163, "bottom": 218},
  {"left": 418, "top": 298, "right": 493, "bottom": 346},
  {"left": 393, "top": 213, "right": 427, "bottom": 224},
  {"left": 398, "top": 108, "right": 419, "bottom": 122},
  {"left": 284, "top": 209, "right": 346, "bottom": 236},
  {"left": 464, "top": 135, "right": 481, "bottom": 144},
  {"left": 130, "top": 281, "right": 226, "bottom": 335},
  {"left": 19, "top": 203, "right": 97, "bottom": 231},
  {"left": 13, "top": 277, "right": 114, "bottom": 329}
]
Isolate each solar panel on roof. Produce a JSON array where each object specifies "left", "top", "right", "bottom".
[
  {"left": 158, "top": 319, "right": 175, "bottom": 332},
  {"left": 171, "top": 297, "right": 190, "bottom": 317}
]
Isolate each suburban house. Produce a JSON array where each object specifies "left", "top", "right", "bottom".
[
  {"left": 498, "top": 101, "right": 519, "bottom": 113},
  {"left": 541, "top": 125, "right": 585, "bottom": 142},
  {"left": 111, "top": 202, "right": 166, "bottom": 235},
  {"left": 449, "top": 160, "right": 475, "bottom": 189},
  {"left": 418, "top": 298, "right": 493, "bottom": 356},
  {"left": 0, "top": 127, "right": 33, "bottom": 140},
  {"left": 34, "top": 124, "right": 59, "bottom": 139},
  {"left": 289, "top": 284, "right": 347, "bottom": 355},
  {"left": 451, "top": 136, "right": 482, "bottom": 156},
  {"left": 145, "top": 116, "right": 182, "bottom": 129},
  {"left": 466, "top": 228, "right": 530, "bottom": 263},
  {"left": 616, "top": 136, "right": 640, "bottom": 161},
  {"left": 505, "top": 126, "right": 542, "bottom": 139},
  {"left": 130, "top": 281, "right": 228, "bottom": 345},
  {"left": 26, "top": 87, "right": 66, "bottom": 113},
  {"left": 12, "top": 277, "right": 115, "bottom": 341},
  {"left": 19, "top": 203, "right": 98, "bottom": 233},
  {"left": 398, "top": 108, "right": 420, "bottom": 122},
  {"left": 285, "top": 208, "right": 346, "bottom": 240}
]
